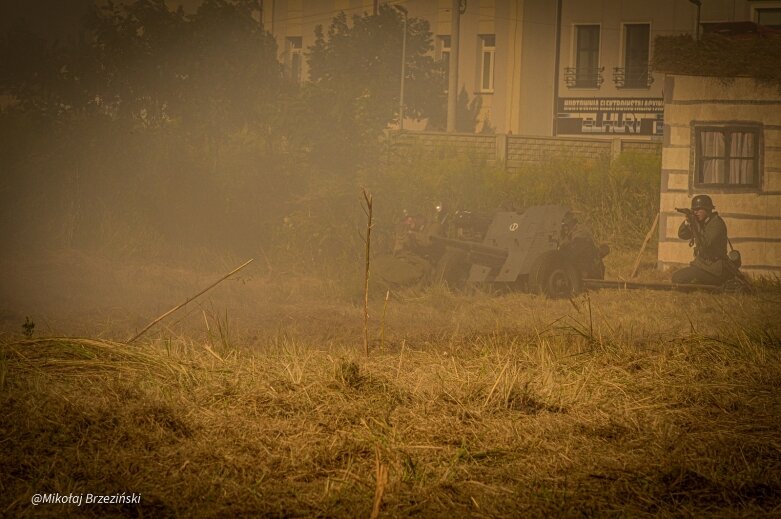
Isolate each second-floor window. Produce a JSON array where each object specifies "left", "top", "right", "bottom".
[
  {"left": 575, "top": 25, "right": 600, "bottom": 88},
  {"left": 286, "top": 37, "right": 302, "bottom": 84},
  {"left": 622, "top": 23, "right": 650, "bottom": 88},
  {"left": 479, "top": 34, "right": 495, "bottom": 92}
]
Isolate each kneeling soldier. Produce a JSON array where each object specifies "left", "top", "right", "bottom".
[{"left": 672, "top": 194, "right": 732, "bottom": 286}]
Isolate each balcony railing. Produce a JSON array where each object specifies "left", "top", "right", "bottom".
[
  {"left": 613, "top": 66, "right": 654, "bottom": 89},
  {"left": 564, "top": 67, "right": 604, "bottom": 88}
]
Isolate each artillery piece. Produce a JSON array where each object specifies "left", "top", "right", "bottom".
[{"left": 377, "top": 205, "right": 608, "bottom": 298}]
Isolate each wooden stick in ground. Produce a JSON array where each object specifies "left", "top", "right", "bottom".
[
  {"left": 362, "top": 188, "right": 373, "bottom": 357},
  {"left": 630, "top": 212, "right": 659, "bottom": 279},
  {"left": 127, "top": 258, "right": 254, "bottom": 344},
  {"left": 380, "top": 289, "right": 389, "bottom": 352}
]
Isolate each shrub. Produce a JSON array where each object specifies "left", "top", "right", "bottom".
[{"left": 367, "top": 147, "right": 660, "bottom": 251}]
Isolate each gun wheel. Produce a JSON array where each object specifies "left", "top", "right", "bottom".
[
  {"left": 432, "top": 248, "right": 469, "bottom": 288},
  {"left": 529, "top": 252, "right": 583, "bottom": 298}
]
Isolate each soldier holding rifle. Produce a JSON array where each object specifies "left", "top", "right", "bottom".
[{"left": 672, "top": 194, "right": 732, "bottom": 285}]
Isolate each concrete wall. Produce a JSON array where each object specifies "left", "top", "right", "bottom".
[
  {"left": 391, "top": 131, "right": 497, "bottom": 162},
  {"left": 506, "top": 135, "right": 611, "bottom": 166},
  {"left": 390, "top": 131, "right": 660, "bottom": 169},
  {"left": 658, "top": 74, "right": 781, "bottom": 278}
]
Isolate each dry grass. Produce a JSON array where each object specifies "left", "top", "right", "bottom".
[{"left": 2, "top": 280, "right": 781, "bottom": 517}]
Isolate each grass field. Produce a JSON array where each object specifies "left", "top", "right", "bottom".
[{"left": 1, "top": 250, "right": 780, "bottom": 518}]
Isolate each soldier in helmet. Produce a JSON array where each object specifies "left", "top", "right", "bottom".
[{"left": 672, "top": 194, "right": 731, "bottom": 285}]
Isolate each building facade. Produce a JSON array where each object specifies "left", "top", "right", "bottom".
[
  {"left": 257, "top": 0, "right": 781, "bottom": 137},
  {"left": 539, "top": 0, "right": 781, "bottom": 138}
]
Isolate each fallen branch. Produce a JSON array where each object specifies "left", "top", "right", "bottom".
[{"left": 127, "top": 258, "right": 254, "bottom": 344}]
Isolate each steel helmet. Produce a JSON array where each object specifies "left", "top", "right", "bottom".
[{"left": 691, "top": 194, "right": 714, "bottom": 211}]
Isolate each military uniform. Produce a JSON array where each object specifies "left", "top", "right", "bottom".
[{"left": 672, "top": 212, "right": 730, "bottom": 285}]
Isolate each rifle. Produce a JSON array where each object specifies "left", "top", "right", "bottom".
[{"left": 675, "top": 207, "right": 705, "bottom": 253}]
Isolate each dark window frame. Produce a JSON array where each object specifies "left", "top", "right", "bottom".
[
  {"left": 691, "top": 122, "right": 763, "bottom": 192},
  {"left": 574, "top": 24, "right": 601, "bottom": 88},
  {"left": 622, "top": 23, "right": 651, "bottom": 89},
  {"left": 756, "top": 7, "right": 781, "bottom": 29}
]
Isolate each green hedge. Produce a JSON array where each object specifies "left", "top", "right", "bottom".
[
  {"left": 368, "top": 148, "right": 660, "bottom": 248},
  {"left": 653, "top": 33, "right": 781, "bottom": 85}
]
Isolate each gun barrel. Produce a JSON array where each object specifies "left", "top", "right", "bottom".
[{"left": 429, "top": 235, "right": 510, "bottom": 265}]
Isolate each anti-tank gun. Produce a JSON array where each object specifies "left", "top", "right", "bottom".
[{"left": 380, "top": 205, "right": 609, "bottom": 298}]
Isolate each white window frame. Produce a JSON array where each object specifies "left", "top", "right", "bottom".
[
  {"left": 479, "top": 34, "right": 495, "bottom": 93},
  {"left": 285, "top": 36, "right": 303, "bottom": 84},
  {"left": 437, "top": 35, "right": 451, "bottom": 63},
  {"left": 692, "top": 122, "right": 763, "bottom": 191}
]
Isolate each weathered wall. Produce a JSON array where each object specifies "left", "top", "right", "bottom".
[
  {"left": 390, "top": 131, "right": 660, "bottom": 169},
  {"left": 391, "top": 132, "right": 497, "bottom": 162},
  {"left": 505, "top": 135, "right": 611, "bottom": 166},
  {"left": 658, "top": 74, "right": 781, "bottom": 278}
]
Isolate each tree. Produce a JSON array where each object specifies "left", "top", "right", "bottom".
[
  {"left": 1, "top": 1, "right": 281, "bottom": 134},
  {"left": 0, "top": 0, "right": 289, "bottom": 254},
  {"left": 426, "top": 86, "right": 486, "bottom": 133},
  {"left": 289, "top": 4, "right": 446, "bottom": 173},
  {"left": 0, "top": 0, "right": 92, "bottom": 117},
  {"left": 182, "top": 1, "right": 281, "bottom": 151}
]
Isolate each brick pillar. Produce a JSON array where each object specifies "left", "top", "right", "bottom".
[
  {"left": 496, "top": 133, "right": 508, "bottom": 163},
  {"left": 611, "top": 138, "right": 622, "bottom": 160}
]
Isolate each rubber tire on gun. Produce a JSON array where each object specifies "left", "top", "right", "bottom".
[
  {"left": 432, "top": 247, "right": 469, "bottom": 288},
  {"left": 528, "top": 251, "right": 582, "bottom": 298}
]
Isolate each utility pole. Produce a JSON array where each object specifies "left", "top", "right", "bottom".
[
  {"left": 552, "top": 0, "right": 562, "bottom": 136},
  {"left": 447, "top": 0, "right": 463, "bottom": 133},
  {"left": 399, "top": 9, "right": 407, "bottom": 130},
  {"left": 393, "top": 5, "right": 408, "bottom": 131}
]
